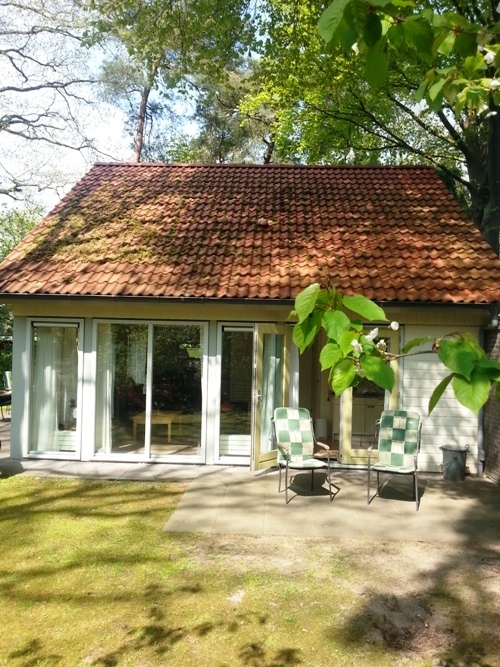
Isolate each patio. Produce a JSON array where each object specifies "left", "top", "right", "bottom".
[{"left": 1, "top": 418, "right": 499, "bottom": 544}]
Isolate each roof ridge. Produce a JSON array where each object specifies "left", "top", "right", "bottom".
[{"left": 92, "top": 162, "right": 436, "bottom": 171}]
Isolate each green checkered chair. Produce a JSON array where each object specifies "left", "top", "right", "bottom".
[
  {"left": 272, "top": 407, "right": 333, "bottom": 504},
  {"left": 368, "top": 410, "right": 422, "bottom": 510}
]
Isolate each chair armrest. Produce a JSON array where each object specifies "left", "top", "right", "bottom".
[
  {"left": 315, "top": 440, "right": 329, "bottom": 451},
  {"left": 277, "top": 443, "right": 290, "bottom": 457}
]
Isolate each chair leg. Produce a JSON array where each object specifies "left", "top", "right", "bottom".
[
  {"left": 278, "top": 464, "right": 282, "bottom": 493},
  {"left": 367, "top": 466, "right": 371, "bottom": 505},
  {"left": 311, "top": 468, "right": 314, "bottom": 491},
  {"left": 327, "top": 463, "right": 333, "bottom": 501},
  {"left": 285, "top": 463, "right": 289, "bottom": 504},
  {"left": 414, "top": 471, "right": 419, "bottom": 511},
  {"left": 376, "top": 471, "right": 380, "bottom": 496}
]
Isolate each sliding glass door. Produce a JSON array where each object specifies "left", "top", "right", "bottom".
[
  {"left": 95, "top": 323, "right": 148, "bottom": 456},
  {"left": 94, "top": 321, "right": 205, "bottom": 460},
  {"left": 151, "top": 325, "right": 203, "bottom": 457},
  {"left": 217, "top": 327, "right": 253, "bottom": 461}
]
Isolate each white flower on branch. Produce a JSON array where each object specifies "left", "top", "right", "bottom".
[
  {"left": 365, "top": 327, "right": 379, "bottom": 341},
  {"left": 351, "top": 340, "right": 363, "bottom": 354},
  {"left": 484, "top": 50, "right": 495, "bottom": 65},
  {"left": 389, "top": 321, "right": 400, "bottom": 331}
]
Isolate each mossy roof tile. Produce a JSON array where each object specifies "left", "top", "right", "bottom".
[{"left": 0, "top": 163, "right": 499, "bottom": 304}]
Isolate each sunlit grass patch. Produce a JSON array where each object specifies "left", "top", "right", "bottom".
[{"left": 1, "top": 476, "right": 499, "bottom": 667}]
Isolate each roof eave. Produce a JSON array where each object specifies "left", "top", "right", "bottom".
[{"left": 0, "top": 292, "right": 498, "bottom": 309}]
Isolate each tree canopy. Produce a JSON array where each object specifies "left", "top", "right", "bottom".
[
  {"left": 0, "top": 0, "right": 103, "bottom": 200},
  {"left": 318, "top": 0, "right": 500, "bottom": 251}
]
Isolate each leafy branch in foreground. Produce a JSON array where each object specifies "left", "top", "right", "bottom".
[{"left": 290, "top": 282, "right": 500, "bottom": 415}]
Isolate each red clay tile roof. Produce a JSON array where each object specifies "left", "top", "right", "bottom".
[{"left": 0, "top": 163, "right": 499, "bottom": 304}]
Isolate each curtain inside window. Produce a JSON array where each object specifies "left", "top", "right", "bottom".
[
  {"left": 259, "top": 334, "right": 283, "bottom": 454},
  {"left": 29, "top": 326, "right": 78, "bottom": 453},
  {"left": 95, "top": 323, "right": 114, "bottom": 454}
]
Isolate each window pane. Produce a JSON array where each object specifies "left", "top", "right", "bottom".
[
  {"left": 30, "top": 325, "right": 79, "bottom": 453},
  {"left": 151, "top": 325, "right": 203, "bottom": 456},
  {"left": 219, "top": 330, "right": 252, "bottom": 457},
  {"left": 260, "top": 333, "right": 284, "bottom": 454},
  {"left": 95, "top": 323, "right": 148, "bottom": 455}
]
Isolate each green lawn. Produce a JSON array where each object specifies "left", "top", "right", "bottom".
[{"left": 1, "top": 476, "right": 499, "bottom": 667}]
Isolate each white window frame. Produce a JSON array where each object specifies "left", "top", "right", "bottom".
[
  {"left": 92, "top": 318, "right": 209, "bottom": 463},
  {"left": 25, "top": 318, "right": 85, "bottom": 460}
]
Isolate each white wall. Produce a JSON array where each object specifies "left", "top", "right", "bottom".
[{"left": 402, "top": 325, "right": 480, "bottom": 474}]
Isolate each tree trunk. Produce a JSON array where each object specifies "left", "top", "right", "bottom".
[
  {"left": 263, "top": 135, "right": 275, "bottom": 164},
  {"left": 132, "top": 84, "right": 151, "bottom": 163},
  {"left": 132, "top": 59, "right": 160, "bottom": 164},
  {"left": 482, "top": 106, "right": 500, "bottom": 255}
]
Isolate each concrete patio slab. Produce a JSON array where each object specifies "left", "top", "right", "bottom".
[
  {"left": 164, "top": 467, "right": 500, "bottom": 543},
  {"left": 1, "top": 415, "right": 499, "bottom": 544}
]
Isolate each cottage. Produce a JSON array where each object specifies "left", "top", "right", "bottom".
[{"left": 0, "top": 163, "right": 498, "bottom": 472}]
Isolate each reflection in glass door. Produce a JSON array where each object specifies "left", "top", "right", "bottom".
[
  {"left": 218, "top": 327, "right": 253, "bottom": 460},
  {"left": 29, "top": 323, "right": 80, "bottom": 454},
  {"left": 151, "top": 325, "right": 203, "bottom": 458},
  {"left": 253, "top": 325, "right": 290, "bottom": 469}
]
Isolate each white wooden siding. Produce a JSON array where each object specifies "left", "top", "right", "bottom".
[{"left": 402, "top": 325, "right": 479, "bottom": 473}]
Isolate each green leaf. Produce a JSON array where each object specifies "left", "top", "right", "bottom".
[
  {"left": 344, "top": 0, "right": 367, "bottom": 34},
  {"left": 315, "top": 288, "right": 333, "bottom": 311},
  {"left": 454, "top": 31, "right": 478, "bottom": 57},
  {"left": 350, "top": 319, "right": 364, "bottom": 332},
  {"left": 452, "top": 368, "right": 492, "bottom": 414},
  {"left": 403, "top": 16, "right": 434, "bottom": 57},
  {"left": 363, "top": 12, "right": 382, "bottom": 47},
  {"left": 295, "top": 283, "right": 320, "bottom": 324},
  {"left": 428, "top": 76, "right": 447, "bottom": 108},
  {"left": 322, "top": 309, "right": 351, "bottom": 341},
  {"left": 365, "top": 37, "right": 389, "bottom": 88},
  {"left": 342, "top": 294, "right": 387, "bottom": 321},
  {"left": 464, "top": 52, "right": 486, "bottom": 74},
  {"left": 360, "top": 355, "right": 394, "bottom": 392},
  {"left": 434, "top": 29, "right": 455, "bottom": 57},
  {"left": 428, "top": 373, "right": 454, "bottom": 415},
  {"left": 320, "top": 343, "right": 343, "bottom": 371},
  {"left": 331, "top": 358, "right": 356, "bottom": 395},
  {"left": 341, "top": 24, "right": 358, "bottom": 51},
  {"left": 402, "top": 336, "right": 431, "bottom": 354},
  {"left": 339, "top": 330, "right": 359, "bottom": 355},
  {"left": 292, "top": 311, "right": 323, "bottom": 352},
  {"left": 319, "top": 0, "right": 352, "bottom": 44},
  {"left": 478, "top": 357, "right": 500, "bottom": 381},
  {"left": 388, "top": 22, "right": 405, "bottom": 48},
  {"left": 437, "top": 336, "right": 482, "bottom": 380}
]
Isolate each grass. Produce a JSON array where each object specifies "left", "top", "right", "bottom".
[{"left": 1, "top": 476, "right": 499, "bottom": 667}]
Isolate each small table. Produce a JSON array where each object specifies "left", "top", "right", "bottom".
[{"left": 132, "top": 411, "right": 175, "bottom": 443}]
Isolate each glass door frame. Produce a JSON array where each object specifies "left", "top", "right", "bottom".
[
  {"left": 214, "top": 323, "right": 254, "bottom": 466},
  {"left": 26, "top": 318, "right": 84, "bottom": 459},
  {"left": 251, "top": 324, "right": 292, "bottom": 471},
  {"left": 92, "top": 318, "right": 209, "bottom": 463}
]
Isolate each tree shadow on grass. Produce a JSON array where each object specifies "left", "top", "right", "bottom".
[
  {"left": 8, "top": 639, "right": 63, "bottom": 667},
  {"left": 331, "top": 477, "right": 500, "bottom": 666}
]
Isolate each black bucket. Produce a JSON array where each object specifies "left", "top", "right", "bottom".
[{"left": 440, "top": 444, "right": 470, "bottom": 481}]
